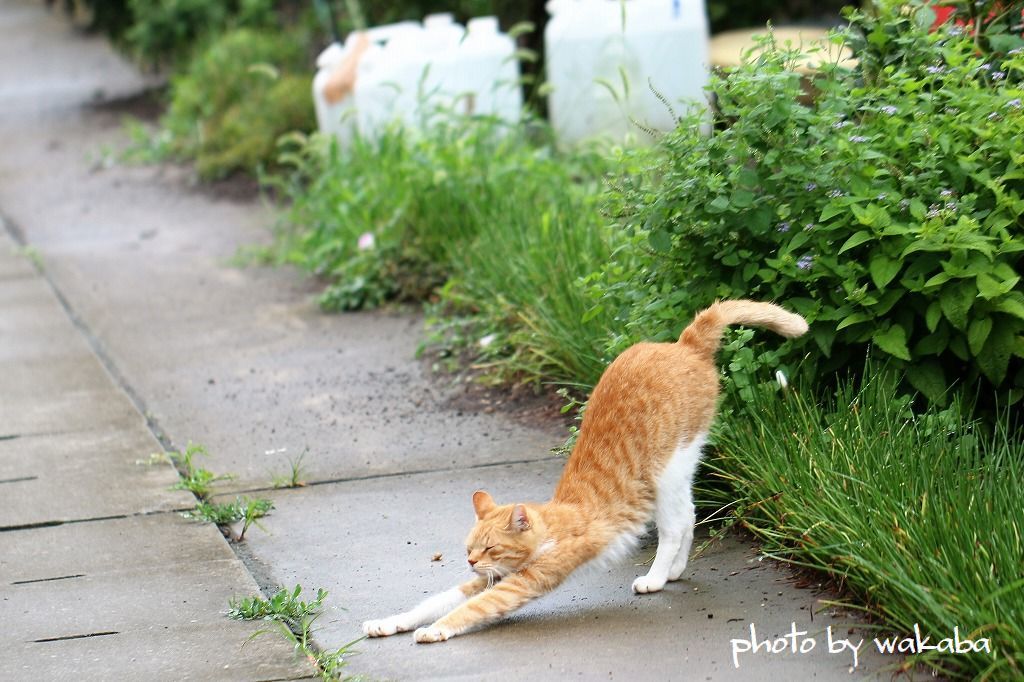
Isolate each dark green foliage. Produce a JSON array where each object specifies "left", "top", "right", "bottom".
[
  {"left": 600, "top": 10, "right": 1024, "bottom": 405},
  {"left": 162, "top": 28, "right": 315, "bottom": 179},
  {"left": 125, "top": 0, "right": 276, "bottom": 66},
  {"left": 228, "top": 584, "right": 327, "bottom": 623}
]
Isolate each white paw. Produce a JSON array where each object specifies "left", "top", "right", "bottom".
[
  {"left": 362, "top": 617, "right": 405, "bottom": 637},
  {"left": 414, "top": 625, "right": 453, "bottom": 643},
  {"left": 632, "top": 575, "right": 666, "bottom": 594}
]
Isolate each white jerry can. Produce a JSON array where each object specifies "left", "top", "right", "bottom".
[
  {"left": 353, "top": 14, "right": 464, "bottom": 138},
  {"left": 354, "top": 13, "right": 523, "bottom": 140},
  {"left": 311, "top": 21, "right": 421, "bottom": 146},
  {"left": 545, "top": 0, "right": 710, "bottom": 145}
]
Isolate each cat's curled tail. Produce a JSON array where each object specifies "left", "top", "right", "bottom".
[{"left": 678, "top": 300, "right": 808, "bottom": 357}]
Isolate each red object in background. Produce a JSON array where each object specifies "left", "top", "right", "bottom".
[{"left": 928, "top": 2, "right": 1024, "bottom": 33}]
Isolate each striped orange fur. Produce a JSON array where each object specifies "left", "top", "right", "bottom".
[{"left": 363, "top": 300, "right": 808, "bottom": 643}]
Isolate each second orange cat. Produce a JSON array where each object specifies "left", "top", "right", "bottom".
[{"left": 363, "top": 299, "right": 808, "bottom": 643}]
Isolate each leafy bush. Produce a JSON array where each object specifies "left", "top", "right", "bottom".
[
  {"left": 707, "top": 369, "right": 1024, "bottom": 679},
  {"left": 125, "top": 0, "right": 276, "bottom": 66},
  {"left": 162, "top": 28, "right": 315, "bottom": 179},
  {"left": 600, "top": 11, "right": 1024, "bottom": 405},
  {"left": 270, "top": 116, "right": 619, "bottom": 385}
]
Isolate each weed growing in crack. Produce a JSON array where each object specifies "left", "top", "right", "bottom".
[
  {"left": 168, "top": 443, "right": 232, "bottom": 500},
  {"left": 231, "top": 586, "right": 360, "bottom": 680},
  {"left": 228, "top": 584, "right": 326, "bottom": 623},
  {"left": 238, "top": 497, "right": 272, "bottom": 541},
  {"left": 272, "top": 450, "right": 308, "bottom": 489},
  {"left": 185, "top": 497, "right": 273, "bottom": 530}
]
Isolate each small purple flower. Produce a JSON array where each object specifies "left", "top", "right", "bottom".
[
  {"left": 1007, "top": 98, "right": 1022, "bottom": 109},
  {"left": 899, "top": 199, "right": 911, "bottom": 211},
  {"left": 357, "top": 232, "right": 375, "bottom": 251},
  {"left": 992, "top": 71, "right": 1006, "bottom": 81},
  {"left": 777, "top": 222, "right": 791, "bottom": 233},
  {"left": 880, "top": 105, "right": 898, "bottom": 115},
  {"left": 926, "top": 203, "right": 942, "bottom": 219},
  {"left": 926, "top": 65, "right": 945, "bottom": 75},
  {"left": 1010, "top": 47, "right": 1024, "bottom": 56},
  {"left": 876, "top": 193, "right": 888, "bottom": 201},
  {"left": 939, "top": 189, "right": 954, "bottom": 198},
  {"left": 849, "top": 135, "right": 869, "bottom": 143},
  {"left": 797, "top": 255, "right": 814, "bottom": 270},
  {"left": 832, "top": 120, "right": 852, "bottom": 129},
  {"left": 804, "top": 223, "right": 816, "bottom": 231},
  {"left": 978, "top": 63, "right": 993, "bottom": 71},
  {"left": 946, "top": 202, "right": 958, "bottom": 211},
  {"left": 827, "top": 189, "right": 845, "bottom": 198},
  {"left": 805, "top": 182, "right": 818, "bottom": 192},
  {"left": 989, "top": 112, "right": 1001, "bottom": 120},
  {"left": 944, "top": 106, "right": 960, "bottom": 115},
  {"left": 947, "top": 26, "right": 965, "bottom": 37}
]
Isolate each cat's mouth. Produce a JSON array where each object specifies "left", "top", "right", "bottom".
[{"left": 474, "top": 565, "right": 507, "bottom": 587}]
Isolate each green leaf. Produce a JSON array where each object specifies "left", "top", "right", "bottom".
[
  {"left": 977, "top": 323, "right": 1016, "bottom": 384},
  {"left": 968, "top": 317, "right": 993, "bottom": 356},
  {"left": 906, "top": 361, "right": 947, "bottom": 405},
  {"left": 708, "top": 196, "right": 730, "bottom": 213},
  {"left": 977, "top": 272, "right": 1012, "bottom": 299},
  {"left": 926, "top": 301, "right": 942, "bottom": 333},
  {"left": 839, "top": 231, "right": 874, "bottom": 254},
  {"left": 994, "top": 293, "right": 1024, "bottom": 321},
  {"left": 873, "top": 324, "right": 911, "bottom": 361},
  {"left": 869, "top": 255, "right": 901, "bottom": 290},
  {"left": 837, "top": 312, "right": 872, "bottom": 330},
  {"left": 939, "top": 279, "right": 976, "bottom": 330},
  {"left": 648, "top": 229, "right": 672, "bottom": 253},
  {"left": 730, "top": 189, "right": 755, "bottom": 208}
]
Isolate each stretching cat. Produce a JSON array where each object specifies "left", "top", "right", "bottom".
[{"left": 363, "top": 300, "right": 808, "bottom": 643}]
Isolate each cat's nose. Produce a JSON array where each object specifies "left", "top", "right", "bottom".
[{"left": 467, "top": 558, "right": 478, "bottom": 566}]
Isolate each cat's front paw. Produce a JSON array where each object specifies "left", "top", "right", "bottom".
[
  {"left": 414, "top": 624, "right": 454, "bottom": 643},
  {"left": 363, "top": 617, "right": 406, "bottom": 637},
  {"left": 632, "top": 575, "right": 666, "bottom": 594}
]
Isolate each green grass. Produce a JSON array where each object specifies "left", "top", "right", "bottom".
[
  {"left": 705, "top": 370, "right": 1023, "bottom": 679},
  {"left": 230, "top": 586, "right": 361, "bottom": 680},
  {"left": 272, "top": 450, "right": 308, "bottom": 489},
  {"left": 229, "top": 584, "right": 326, "bottom": 623},
  {"left": 185, "top": 496, "right": 274, "bottom": 540},
  {"left": 270, "top": 114, "right": 624, "bottom": 388},
  {"left": 168, "top": 443, "right": 232, "bottom": 500}
]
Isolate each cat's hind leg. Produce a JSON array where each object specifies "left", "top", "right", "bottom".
[
  {"left": 363, "top": 575, "right": 488, "bottom": 637},
  {"left": 632, "top": 435, "right": 703, "bottom": 594}
]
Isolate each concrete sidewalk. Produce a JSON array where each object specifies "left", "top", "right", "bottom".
[
  {"left": 0, "top": 1, "right": 899, "bottom": 679},
  {"left": 0, "top": 231, "right": 313, "bottom": 680}
]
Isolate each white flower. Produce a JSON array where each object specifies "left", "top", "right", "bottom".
[
  {"left": 357, "top": 232, "right": 375, "bottom": 251},
  {"left": 775, "top": 370, "right": 789, "bottom": 391},
  {"left": 478, "top": 333, "right": 497, "bottom": 348}
]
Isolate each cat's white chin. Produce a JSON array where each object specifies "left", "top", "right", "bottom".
[{"left": 414, "top": 624, "right": 454, "bottom": 643}]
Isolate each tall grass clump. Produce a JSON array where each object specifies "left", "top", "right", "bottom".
[
  {"left": 271, "top": 115, "right": 625, "bottom": 386},
  {"left": 706, "top": 369, "right": 1023, "bottom": 679}
]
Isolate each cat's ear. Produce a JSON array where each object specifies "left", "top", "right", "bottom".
[
  {"left": 510, "top": 504, "right": 530, "bottom": 532},
  {"left": 472, "top": 490, "right": 496, "bottom": 519}
]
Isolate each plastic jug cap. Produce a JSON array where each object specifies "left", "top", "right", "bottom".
[
  {"left": 468, "top": 16, "right": 499, "bottom": 34},
  {"left": 424, "top": 13, "right": 455, "bottom": 28}
]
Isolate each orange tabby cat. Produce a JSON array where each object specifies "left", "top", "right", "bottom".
[{"left": 363, "top": 300, "right": 808, "bottom": 643}]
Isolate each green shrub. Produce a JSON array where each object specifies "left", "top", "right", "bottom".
[
  {"left": 707, "top": 369, "right": 1024, "bottom": 679},
  {"left": 163, "top": 28, "right": 315, "bottom": 179},
  {"left": 600, "top": 11, "right": 1024, "bottom": 405},
  {"left": 125, "top": 0, "right": 276, "bottom": 66},
  {"left": 271, "top": 116, "right": 619, "bottom": 385}
]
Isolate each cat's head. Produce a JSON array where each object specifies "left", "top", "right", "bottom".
[{"left": 463, "top": 490, "right": 547, "bottom": 578}]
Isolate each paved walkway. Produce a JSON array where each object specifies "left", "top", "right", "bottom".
[{"left": 1, "top": 2, "right": 898, "bottom": 679}]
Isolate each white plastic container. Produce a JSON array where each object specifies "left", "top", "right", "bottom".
[
  {"left": 312, "top": 21, "right": 420, "bottom": 145},
  {"left": 354, "top": 14, "right": 522, "bottom": 140},
  {"left": 454, "top": 16, "right": 523, "bottom": 121},
  {"left": 353, "top": 15, "right": 463, "bottom": 138},
  {"left": 545, "top": 0, "right": 710, "bottom": 145}
]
